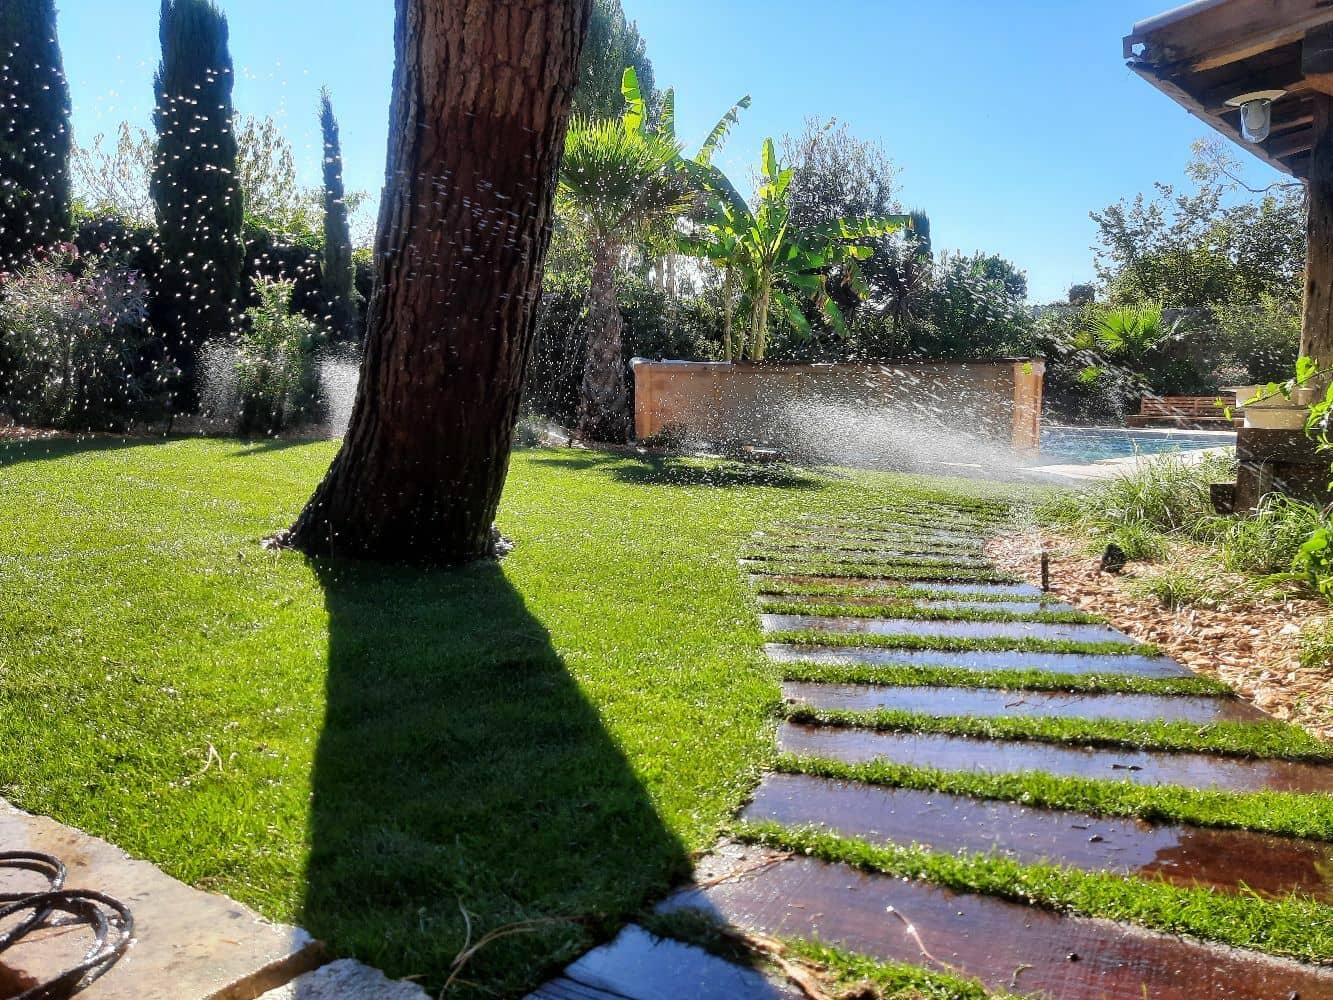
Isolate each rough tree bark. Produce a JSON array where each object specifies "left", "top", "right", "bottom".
[
  {"left": 1304, "top": 95, "right": 1333, "bottom": 375},
  {"left": 282, "top": 0, "right": 592, "bottom": 564},
  {"left": 576, "top": 243, "right": 630, "bottom": 442}
]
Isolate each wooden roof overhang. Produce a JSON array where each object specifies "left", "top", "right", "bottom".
[{"left": 1124, "top": 0, "right": 1333, "bottom": 179}]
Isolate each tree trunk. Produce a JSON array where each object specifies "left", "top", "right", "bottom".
[
  {"left": 722, "top": 266, "right": 735, "bottom": 363},
  {"left": 576, "top": 243, "right": 630, "bottom": 441},
  {"left": 1304, "top": 95, "right": 1333, "bottom": 375},
  {"left": 282, "top": 0, "right": 591, "bottom": 564}
]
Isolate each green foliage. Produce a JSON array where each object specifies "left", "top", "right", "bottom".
[
  {"left": 234, "top": 113, "right": 321, "bottom": 237},
  {"left": 0, "top": 245, "right": 154, "bottom": 429},
  {"left": 318, "top": 89, "right": 361, "bottom": 340},
  {"left": 234, "top": 278, "right": 322, "bottom": 435},
  {"left": 1038, "top": 451, "right": 1236, "bottom": 542},
  {"left": 151, "top": 0, "right": 245, "bottom": 394},
  {"left": 907, "top": 250, "right": 1035, "bottom": 360},
  {"left": 573, "top": 0, "right": 657, "bottom": 121},
  {"left": 680, "top": 136, "right": 909, "bottom": 360},
  {"left": 0, "top": 0, "right": 72, "bottom": 269},
  {"left": 1128, "top": 569, "right": 1221, "bottom": 609},
  {"left": 1195, "top": 494, "right": 1324, "bottom": 574}
]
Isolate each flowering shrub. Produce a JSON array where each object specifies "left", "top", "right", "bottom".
[
  {"left": 235, "top": 278, "right": 323, "bottom": 435},
  {"left": 0, "top": 245, "right": 153, "bottom": 429}
]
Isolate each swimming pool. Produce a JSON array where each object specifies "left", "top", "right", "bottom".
[{"left": 1040, "top": 426, "right": 1236, "bottom": 464}]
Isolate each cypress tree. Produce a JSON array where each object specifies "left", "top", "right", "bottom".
[
  {"left": 319, "top": 87, "right": 359, "bottom": 340},
  {"left": 0, "top": 0, "right": 72, "bottom": 270},
  {"left": 151, "top": 0, "right": 244, "bottom": 407}
]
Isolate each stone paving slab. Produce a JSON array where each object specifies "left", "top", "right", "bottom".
[
  {"left": 659, "top": 846, "right": 1333, "bottom": 1000},
  {"left": 767, "top": 643, "right": 1192, "bottom": 677},
  {"left": 525, "top": 925, "right": 800, "bottom": 1000},
  {"left": 761, "top": 613, "right": 1136, "bottom": 645},
  {"left": 256, "top": 959, "right": 428, "bottom": 999},
  {"left": 752, "top": 575, "right": 1044, "bottom": 598},
  {"left": 766, "top": 643, "right": 1192, "bottom": 677},
  {"left": 765, "top": 594, "right": 1072, "bottom": 614},
  {"left": 778, "top": 722, "right": 1333, "bottom": 794},
  {"left": 743, "top": 772, "right": 1333, "bottom": 899},
  {"left": 0, "top": 798, "right": 325, "bottom": 999},
  {"left": 781, "top": 681, "right": 1266, "bottom": 724}
]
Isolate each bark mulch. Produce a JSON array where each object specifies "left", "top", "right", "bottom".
[{"left": 987, "top": 530, "right": 1333, "bottom": 741}]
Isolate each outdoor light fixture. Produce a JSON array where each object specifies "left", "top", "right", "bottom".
[{"left": 1225, "top": 89, "right": 1288, "bottom": 144}]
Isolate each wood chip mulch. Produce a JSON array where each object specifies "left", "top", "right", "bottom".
[{"left": 986, "top": 531, "right": 1333, "bottom": 741}]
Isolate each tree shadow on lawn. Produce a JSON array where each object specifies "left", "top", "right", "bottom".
[
  {"left": 0, "top": 433, "right": 150, "bottom": 469},
  {"left": 302, "top": 556, "right": 692, "bottom": 997},
  {"left": 528, "top": 449, "right": 827, "bottom": 491}
]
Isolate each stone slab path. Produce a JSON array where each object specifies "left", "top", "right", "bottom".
[
  {"left": 0, "top": 798, "right": 426, "bottom": 999},
  {"left": 533, "top": 500, "right": 1333, "bottom": 998}
]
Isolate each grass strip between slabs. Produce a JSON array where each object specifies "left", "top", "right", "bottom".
[
  {"left": 774, "top": 753, "right": 1333, "bottom": 841},
  {"left": 734, "top": 821, "right": 1333, "bottom": 966},
  {"left": 766, "top": 631, "right": 1159, "bottom": 657},
  {"left": 780, "top": 659, "right": 1233, "bottom": 696},
  {"left": 783, "top": 705, "right": 1333, "bottom": 762},
  {"left": 759, "top": 599, "right": 1104, "bottom": 625},
  {"left": 641, "top": 908, "right": 1009, "bottom": 1000}
]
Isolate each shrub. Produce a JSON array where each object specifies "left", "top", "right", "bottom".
[
  {"left": 1196, "top": 494, "right": 1324, "bottom": 575},
  {"left": 1037, "top": 451, "right": 1235, "bottom": 540},
  {"left": 0, "top": 244, "right": 155, "bottom": 429},
  {"left": 234, "top": 278, "right": 322, "bottom": 436},
  {"left": 1300, "top": 620, "right": 1333, "bottom": 670}
]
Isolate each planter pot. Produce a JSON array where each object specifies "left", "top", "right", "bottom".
[
  {"left": 1236, "top": 385, "right": 1315, "bottom": 408},
  {"left": 1245, "top": 406, "right": 1309, "bottom": 430}
]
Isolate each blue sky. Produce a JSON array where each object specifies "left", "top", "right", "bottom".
[{"left": 57, "top": 0, "right": 1286, "bottom": 302}]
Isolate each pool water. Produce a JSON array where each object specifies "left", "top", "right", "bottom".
[{"left": 1040, "top": 426, "right": 1236, "bottom": 464}]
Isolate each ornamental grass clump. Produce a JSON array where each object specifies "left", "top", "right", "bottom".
[{"left": 0, "top": 244, "right": 153, "bottom": 430}]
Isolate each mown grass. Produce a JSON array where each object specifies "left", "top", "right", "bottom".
[
  {"left": 735, "top": 822, "right": 1333, "bottom": 965},
  {"left": 783, "top": 706, "right": 1333, "bottom": 762},
  {"left": 758, "top": 599, "right": 1103, "bottom": 625},
  {"left": 0, "top": 437, "right": 1029, "bottom": 996},
  {"left": 780, "top": 659, "right": 1233, "bottom": 695},
  {"left": 765, "top": 630, "right": 1158, "bottom": 657},
  {"left": 776, "top": 754, "right": 1333, "bottom": 840}
]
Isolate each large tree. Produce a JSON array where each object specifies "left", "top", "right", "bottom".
[
  {"left": 281, "top": 0, "right": 591, "bottom": 564},
  {"left": 319, "top": 88, "right": 360, "bottom": 340},
  {"left": 151, "top": 0, "right": 245, "bottom": 406},
  {"left": 0, "top": 0, "right": 71, "bottom": 270},
  {"left": 573, "top": 0, "right": 655, "bottom": 121}
]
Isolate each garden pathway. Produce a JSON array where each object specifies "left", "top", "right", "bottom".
[{"left": 534, "top": 499, "right": 1333, "bottom": 998}]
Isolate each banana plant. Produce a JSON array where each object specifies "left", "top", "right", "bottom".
[{"left": 680, "top": 138, "right": 910, "bottom": 361}]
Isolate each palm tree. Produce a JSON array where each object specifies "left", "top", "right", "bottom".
[
  {"left": 559, "top": 69, "right": 749, "bottom": 441},
  {"left": 559, "top": 69, "right": 692, "bottom": 442}
]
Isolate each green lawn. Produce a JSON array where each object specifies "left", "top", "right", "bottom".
[{"left": 0, "top": 437, "right": 1019, "bottom": 997}]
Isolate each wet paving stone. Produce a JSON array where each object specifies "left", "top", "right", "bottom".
[
  {"left": 778, "top": 723, "right": 1333, "bottom": 794},
  {"left": 781, "top": 681, "right": 1266, "bottom": 724},
  {"left": 526, "top": 924, "right": 800, "bottom": 1000},
  {"left": 744, "top": 773, "right": 1333, "bottom": 900},
  {"left": 755, "top": 541, "right": 984, "bottom": 560},
  {"left": 761, "top": 593, "right": 1070, "bottom": 614},
  {"left": 752, "top": 575, "right": 1044, "bottom": 598},
  {"left": 743, "top": 552, "right": 993, "bottom": 570},
  {"left": 765, "top": 644, "right": 1192, "bottom": 678},
  {"left": 761, "top": 613, "right": 1137, "bottom": 646},
  {"left": 661, "top": 849, "right": 1333, "bottom": 1000}
]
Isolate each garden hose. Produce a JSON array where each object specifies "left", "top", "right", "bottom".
[{"left": 0, "top": 852, "right": 134, "bottom": 1000}]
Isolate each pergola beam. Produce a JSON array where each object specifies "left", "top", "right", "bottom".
[{"left": 1126, "top": 0, "right": 1333, "bottom": 73}]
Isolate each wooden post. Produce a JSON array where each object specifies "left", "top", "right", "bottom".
[{"left": 1303, "top": 94, "right": 1333, "bottom": 372}]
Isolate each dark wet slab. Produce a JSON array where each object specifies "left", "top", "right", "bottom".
[
  {"left": 766, "top": 644, "right": 1192, "bottom": 678},
  {"left": 778, "top": 722, "right": 1333, "bottom": 794},
  {"left": 781, "top": 681, "right": 1266, "bottom": 724},
  {"left": 742, "top": 563, "right": 1011, "bottom": 584},
  {"left": 754, "top": 542, "right": 985, "bottom": 561},
  {"left": 743, "top": 773, "right": 1333, "bottom": 900},
  {"left": 743, "top": 551, "right": 993, "bottom": 570},
  {"left": 526, "top": 924, "right": 800, "bottom": 1000},
  {"left": 660, "top": 849, "right": 1333, "bottom": 1000},
  {"left": 761, "top": 613, "right": 1136, "bottom": 646},
  {"left": 761, "top": 593, "right": 1070, "bottom": 614},
  {"left": 752, "top": 575, "right": 1044, "bottom": 598}
]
